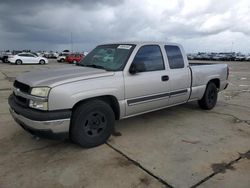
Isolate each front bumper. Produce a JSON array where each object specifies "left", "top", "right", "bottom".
[{"left": 9, "top": 94, "right": 71, "bottom": 139}]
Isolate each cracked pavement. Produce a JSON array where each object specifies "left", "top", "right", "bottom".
[{"left": 0, "top": 60, "right": 250, "bottom": 188}]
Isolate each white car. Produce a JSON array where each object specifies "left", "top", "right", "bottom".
[
  {"left": 8, "top": 53, "right": 48, "bottom": 65},
  {"left": 245, "top": 56, "right": 250, "bottom": 61},
  {"left": 57, "top": 53, "right": 69, "bottom": 62}
]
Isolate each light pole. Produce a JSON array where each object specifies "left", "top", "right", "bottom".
[{"left": 70, "top": 32, "right": 74, "bottom": 53}]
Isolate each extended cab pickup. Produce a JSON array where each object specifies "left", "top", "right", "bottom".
[{"left": 9, "top": 42, "right": 229, "bottom": 147}]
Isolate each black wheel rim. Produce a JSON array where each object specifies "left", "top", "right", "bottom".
[
  {"left": 208, "top": 89, "right": 216, "bottom": 105},
  {"left": 83, "top": 111, "right": 107, "bottom": 137}
]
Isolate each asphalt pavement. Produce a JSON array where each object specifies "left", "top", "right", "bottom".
[{"left": 0, "top": 59, "right": 249, "bottom": 188}]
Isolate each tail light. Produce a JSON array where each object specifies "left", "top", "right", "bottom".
[{"left": 227, "top": 66, "right": 229, "bottom": 80}]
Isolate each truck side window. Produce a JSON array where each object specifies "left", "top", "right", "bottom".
[
  {"left": 164, "top": 45, "right": 184, "bottom": 69},
  {"left": 132, "top": 45, "right": 164, "bottom": 72}
]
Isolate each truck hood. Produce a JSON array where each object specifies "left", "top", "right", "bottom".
[{"left": 16, "top": 66, "right": 114, "bottom": 87}]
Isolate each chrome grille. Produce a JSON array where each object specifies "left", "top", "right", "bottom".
[{"left": 13, "top": 80, "right": 30, "bottom": 93}]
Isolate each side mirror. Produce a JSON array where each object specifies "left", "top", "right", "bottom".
[
  {"left": 129, "top": 63, "right": 137, "bottom": 74},
  {"left": 129, "top": 61, "right": 146, "bottom": 74}
]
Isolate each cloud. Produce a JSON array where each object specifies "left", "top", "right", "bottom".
[{"left": 0, "top": 0, "right": 250, "bottom": 53}]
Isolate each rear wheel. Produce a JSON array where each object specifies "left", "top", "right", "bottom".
[
  {"left": 198, "top": 82, "right": 218, "bottom": 110},
  {"left": 3, "top": 57, "right": 8, "bottom": 63},
  {"left": 15, "top": 59, "right": 22, "bottom": 65},
  {"left": 70, "top": 100, "right": 115, "bottom": 148}
]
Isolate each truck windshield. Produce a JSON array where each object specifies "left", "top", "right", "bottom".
[{"left": 79, "top": 44, "right": 135, "bottom": 71}]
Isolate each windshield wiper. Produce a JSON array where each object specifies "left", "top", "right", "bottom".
[
  {"left": 81, "top": 64, "right": 111, "bottom": 71},
  {"left": 85, "top": 64, "right": 105, "bottom": 69}
]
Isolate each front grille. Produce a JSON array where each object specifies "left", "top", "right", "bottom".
[
  {"left": 13, "top": 80, "right": 30, "bottom": 93},
  {"left": 13, "top": 80, "right": 30, "bottom": 107},
  {"left": 14, "top": 95, "right": 28, "bottom": 107}
]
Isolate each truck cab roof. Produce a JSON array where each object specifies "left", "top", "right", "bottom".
[{"left": 103, "top": 41, "right": 181, "bottom": 47}]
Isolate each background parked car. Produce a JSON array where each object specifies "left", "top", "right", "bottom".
[
  {"left": 8, "top": 52, "right": 48, "bottom": 65},
  {"left": 43, "top": 52, "right": 59, "bottom": 59},
  {"left": 245, "top": 56, "right": 250, "bottom": 61},
  {"left": 1, "top": 51, "right": 12, "bottom": 63},
  {"left": 187, "top": 54, "right": 195, "bottom": 60},
  {"left": 65, "top": 53, "right": 84, "bottom": 64},
  {"left": 0, "top": 52, "right": 5, "bottom": 63},
  {"left": 187, "top": 52, "right": 248, "bottom": 61},
  {"left": 212, "top": 54, "right": 228, "bottom": 61},
  {"left": 235, "top": 54, "right": 245, "bottom": 61},
  {"left": 57, "top": 52, "right": 70, "bottom": 62},
  {"left": 35, "top": 52, "right": 44, "bottom": 57}
]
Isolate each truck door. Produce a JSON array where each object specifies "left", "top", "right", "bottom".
[
  {"left": 163, "top": 45, "right": 191, "bottom": 105},
  {"left": 124, "top": 45, "right": 170, "bottom": 116}
]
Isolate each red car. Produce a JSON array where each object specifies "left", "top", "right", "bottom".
[{"left": 65, "top": 54, "right": 84, "bottom": 64}]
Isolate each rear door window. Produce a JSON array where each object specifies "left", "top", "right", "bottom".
[{"left": 164, "top": 45, "right": 185, "bottom": 69}]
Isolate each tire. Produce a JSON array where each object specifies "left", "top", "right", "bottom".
[
  {"left": 39, "top": 60, "right": 45, "bottom": 64},
  {"left": 73, "top": 60, "right": 77, "bottom": 64},
  {"left": 198, "top": 82, "right": 218, "bottom": 110},
  {"left": 3, "top": 57, "right": 8, "bottom": 63},
  {"left": 60, "top": 58, "right": 65, "bottom": 62},
  {"left": 70, "top": 100, "right": 115, "bottom": 148},
  {"left": 15, "top": 59, "right": 22, "bottom": 65}
]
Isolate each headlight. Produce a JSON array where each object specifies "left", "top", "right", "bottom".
[
  {"left": 29, "top": 100, "right": 48, "bottom": 110},
  {"left": 31, "top": 87, "right": 50, "bottom": 97}
]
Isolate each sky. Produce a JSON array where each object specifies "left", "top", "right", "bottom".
[{"left": 0, "top": 0, "right": 250, "bottom": 53}]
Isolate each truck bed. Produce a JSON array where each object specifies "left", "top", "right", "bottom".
[{"left": 188, "top": 62, "right": 228, "bottom": 101}]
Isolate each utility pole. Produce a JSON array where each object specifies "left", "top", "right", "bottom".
[
  {"left": 231, "top": 41, "right": 234, "bottom": 53},
  {"left": 70, "top": 32, "right": 73, "bottom": 53}
]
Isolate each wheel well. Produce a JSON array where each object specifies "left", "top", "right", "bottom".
[
  {"left": 208, "top": 78, "right": 220, "bottom": 89},
  {"left": 72, "top": 95, "right": 120, "bottom": 120}
]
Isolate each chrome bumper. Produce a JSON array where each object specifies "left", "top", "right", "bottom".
[{"left": 9, "top": 108, "right": 70, "bottom": 134}]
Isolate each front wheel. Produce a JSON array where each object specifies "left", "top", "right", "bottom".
[
  {"left": 39, "top": 60, "right": 45, "bottom": 64},
  {"left": 70, "top": 100, "right": 115, "bottom": 148},
  {"left": 15, "top": 59, "right": 22, "bottom": 65},
  {"left": 198, "top": 82, "right": 218, "bottom": 110}
]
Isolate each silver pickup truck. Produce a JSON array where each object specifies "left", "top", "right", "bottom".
[{"left": 9, "top": 42, "right": 229, "bottom": 147}]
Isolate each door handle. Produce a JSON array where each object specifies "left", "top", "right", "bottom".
[{"left": 161, "top": 75, "right": 169, "bottom": 81}]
